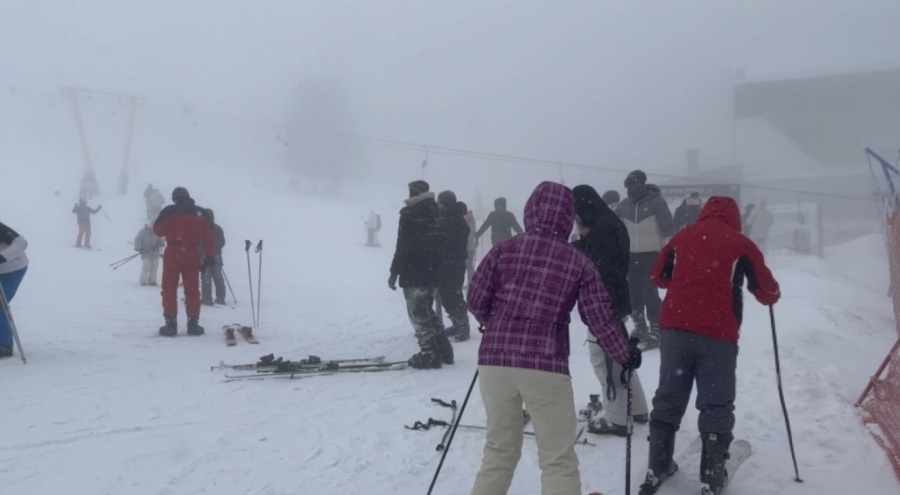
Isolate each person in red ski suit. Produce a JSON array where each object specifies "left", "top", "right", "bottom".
[{"left": 153, "top": 187, "right": 215, "bottom": 336}]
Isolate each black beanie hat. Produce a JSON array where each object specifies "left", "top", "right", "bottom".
[
  {"left": 624, "top": 170, "right": 647, "bottom": 189},
  {"left": 408, "top": 180, "right": 430, "bottom": 196},
  {"left": 172, "top": 186, "right": 190, "bottom": 202},
  {"left": 572, "top": 184, "right": 601, "bottom": 227},
  {"left": 437, "top": 190, "right": 457, "bottom": 206},
  {"left": 602, "top": 190, "right": 620, "bottom": 205}
]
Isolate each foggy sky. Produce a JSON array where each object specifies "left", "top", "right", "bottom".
[{"left": 3, "top": 0, "right": 899, "bottom": 197}]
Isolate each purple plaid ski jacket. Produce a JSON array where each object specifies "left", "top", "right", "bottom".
[{"left": 467, "top": 181, "right": 630, "bottom": 375}]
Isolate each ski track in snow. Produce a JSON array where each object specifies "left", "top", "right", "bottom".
[{"left": 1, "top": 169, "right": 898, "bottom": 494}]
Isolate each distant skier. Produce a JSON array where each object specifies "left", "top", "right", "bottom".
[
  {"left": 436, "top": 191, "right": 471, "bottom": 342},
  {"left": 200, "top": 208, "right": 226, "bottom": 306},
  {"left": 0, "top": 221, "right": 28, "bottom": 358},
  {"left": 388, "top": 180, "right": 454, "bottom": 369},
  {"left": 145, "top": 186, "right": 165, "bottom": 222},
  {"left": 365, "top": 210, "right": 381, "bottom": 247},
  {"left": 615, "top": 170, "right": 674, "bottom": 350},
  {"left": 463, "top": 208, "right": 477, "bottom": 287},
  {"left": 474, "top": 197, "right": 523, "bottom": 247},
  {"left": 741, "top": 203, "right": 755, "bottom": 236},
  {"left": 153, "top": 187, "right": 216, "bottom": 336},
  {"left": 673, "top": 192, "right": 703, "bottom": 232},
  {"left": 467, "top": 181, "right": 641, "bottom": 495},
  {"left": 639, "top": 196, "right": 780, "bottom": 495},
  {"left": 572, "top": 184, "right": 650, "bottom": 436},
  {"left": 72, "top": 198, "right": 102, "bottom": 249},
  {"left": 133, "top": 223, "right": 165, "bottom": 286}
]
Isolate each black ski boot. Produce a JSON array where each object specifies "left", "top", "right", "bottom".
[
  {"left": 159, "top": 315, "right": 177, "bottom": 337},
  {"left": 186, "top": 317, "right": 205, "bottom": 336},
  {"left": 639, "top": 422, "right": 679, "bottom": 495},
  {"left": 433, "top": 331, "right": 454, "bottom": 365},
  {"left": 453, "top": 325, "right": 470, "bottom": 342},
  {"left": 700, "top": 432, "right": 732, "bottom": 495},
  {"left": 408, "top": 338, "right": 442, "bottom": 369}
]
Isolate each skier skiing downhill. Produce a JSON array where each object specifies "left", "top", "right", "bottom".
[
  {"left": 153, "top": 187, "right": 216, "bottom": 336},
  {"left": 0, "top": 221, "right": 28, "bottom": 358},
  {"left": 639, "top": 196, "right": 780, "bottom": 495},
  {"left": 615, "top": 170, "right": 674, "bottom": 350},
  {"left": 571, "top": 184, "right": 650, "bottom": 436},
  {"left": 388, "top": 180, "right": 454, "bottom": 369},
  {"left": 466, "top": 181, "right": 642, "bottom": 495}
]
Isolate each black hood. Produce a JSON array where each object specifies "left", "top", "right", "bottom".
[{"left": 573, "top": 184, "right": 615, "bottom": 228}]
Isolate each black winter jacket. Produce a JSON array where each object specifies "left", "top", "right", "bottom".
[
  {"left": 441, "top": 202, "right": 470, "bottom": 264},
  {"left": 475, "top": 208, "right": 523, "bottom": 246},
  {"left": 390, "top": 193, "right": 447, "bottom": 288},
  {"left": 572, "top": 185, "right": 632, "bottom": 319}
]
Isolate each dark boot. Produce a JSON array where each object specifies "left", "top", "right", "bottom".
[
  {"left": 453, "top": 325, "right": 470, "bottom": 342},
  {"left": 159, "top": 315, "right": 177, "bottom": 337},
  {"left": 639, "top": 422, "right": 679, "bottom": 495},
  {"left": 631, "top": 311, "right": 649, "bottom": 339},
  {"left": 700, "top": 432, "right": 732, "bottom": 495},
  {"left": 408, "top": 338, "right": 441, "bottom": 369},
  {"left": 186, "top": 317, "right": 205, "bottom": 336},
  {"left": 433, "top": 331, "right": 454, "bottom": 365},
  {"left": 641, "top": 323, "right": 661, "bottom": 350}
]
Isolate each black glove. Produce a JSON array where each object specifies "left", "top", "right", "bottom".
[
  {"left": 388, "top": 273, "right": 398, "bottom": 291},
  {"left": 620, "top": 337, "right": 642, "bottom": 384}
]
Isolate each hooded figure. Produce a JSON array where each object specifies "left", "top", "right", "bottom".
[
  {"left": 153, "top": 187, "right": 216, "bottom": 336},
  {"left": 673, "top": 192, "right": 703, "bottom": 232},
  {"left": 614, "top": 169, "right": 674, "bottom": 350},
  {"left": 572, "top": 185, "right": 650, "bottom": 435},
  {"left": 388, "top": 180, "right": 454, "bottom": 369},
  {"left": 639, "top": 196, "right": 780, "bottom": 495},
  {"left": 474, "top": 196, "right": 523, "bottom": 246},
  {"left": 467, "top": 181, "right": 640, "bottom": 495}
]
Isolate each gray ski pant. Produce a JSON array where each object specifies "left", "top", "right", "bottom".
[{"left": 649, "top": 329, "right": 738, "bottom": 436}]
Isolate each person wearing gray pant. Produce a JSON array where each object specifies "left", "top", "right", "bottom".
[{"left": 640, "top": 196, "right": 780, "bottom": 495}]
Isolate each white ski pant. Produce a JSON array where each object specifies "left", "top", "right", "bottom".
[
  {"left": 471, "top": 366, "right": 582, "bottom": 495},
  {"left": 588, "top": 331, "right": 649, "bottom": 425},
  {"left": 140, "top": 256, "right": 159, "bottom": 285}
]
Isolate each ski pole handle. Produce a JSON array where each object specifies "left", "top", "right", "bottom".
[
  {"left": 245, "top": 240, "right": 251, "bottom": 251},
  {"left": 255, "top": 240, "right": 263, "bottom": 253}
]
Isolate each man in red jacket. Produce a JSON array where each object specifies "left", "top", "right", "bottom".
[
  {"left": 638, "top": 196, "right": 780, "bottom": 495},
  {"left": 153, "top": 187, "right": 216, "bottom": 337}
]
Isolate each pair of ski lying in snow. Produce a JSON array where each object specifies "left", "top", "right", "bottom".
[{"left": 212, "top": 353, "right": 406, "bottom": 381}]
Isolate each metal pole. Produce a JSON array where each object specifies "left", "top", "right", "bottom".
[
  {"left": 67, "top": 89, "right": 95, "bottom": 183},
  {"left": 222, "top": 269, "right": 238, "bottom": 304},
  {"left": 255, "top": 240, "right": 263, "bottom": 327},
  {"left": 427, "top": 369, "right": 479, "bottom": 495},
  {"left": 245, "top": 240, "right": 256, "bottom": 326},
  {"left": 118, "top": 98, "right": 139, "bottom": 194},
  {"left": 0, "top": 283, "right": 26, "bottom": 364}
]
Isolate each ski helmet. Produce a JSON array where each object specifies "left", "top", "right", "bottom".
[{"left": 172, "top": 187, "right": 190, "bottom": 202}]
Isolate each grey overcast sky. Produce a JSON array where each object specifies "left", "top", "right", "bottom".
[{"left": 2, "top": 0, "right": 899, "bottom": 193}]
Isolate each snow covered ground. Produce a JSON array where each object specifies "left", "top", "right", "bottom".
[{"left": 1, "top": 162, "right": 899, "bottom": 495}]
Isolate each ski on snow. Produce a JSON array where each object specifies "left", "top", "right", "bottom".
[
  {"left": 222, "top": 360, "right": 407, "bottom": 381},
  {"left": 211, "top": 353, "right": 387, "bottom": 372}
]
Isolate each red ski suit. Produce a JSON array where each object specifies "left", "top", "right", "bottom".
[
  {"left": 153, "top": 199, "right": 215, "bottom": 318},
  {"left": 650, "top": 196, "right": 780, "bottom": 343}
]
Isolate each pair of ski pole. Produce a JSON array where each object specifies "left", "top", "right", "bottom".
[
  {"left": 245, "top": 240, "right": 263, "bottom": 327},
  {"left": 427, "top": 307, "right": 802, "bottom": 494},
  {"left": 109, "top": 252, "right": 140, "bottom": 270}
]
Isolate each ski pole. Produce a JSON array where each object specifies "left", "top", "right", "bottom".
[
  {"left": 222, "top": 269, "right": 238, "bottom": 304},
  {"left": 0, "top": 282, "right": 26, "bottom": 364},
  {"left": 110, "top": 253, "right": 141, "bottom": 270},
  {"left": 101, "top": 208, "right": 112, "bottom": 223},
  {"left": 245, "top": 240, "right": 256, "bottom": 326},
  {"left": 769, "top": 306, "right": 803, "bottom": 483},
  {"left": 427, "top": 369, "right": 478, "bottom": 495},
  {"left": 255, "top": 240, "right": 263, "bottom": 327},
  {"left": 625, "top": 368, "right": 634, "bottom": 495}
]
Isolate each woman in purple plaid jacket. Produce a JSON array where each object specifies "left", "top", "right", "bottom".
[{"left": 467, "top": 181, "right": 642, "bottom": 495}]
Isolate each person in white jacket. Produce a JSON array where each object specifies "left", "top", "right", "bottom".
[
  {"left": 134, "top": 223, "right": 165, "bottom": 286},
  {"left": 0, "top": 221, "right": 28, "bottom": 358}
]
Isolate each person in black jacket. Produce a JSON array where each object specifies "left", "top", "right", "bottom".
[
  {"left": 200, "top": 209, "right": 226, "bottom": 305},
  {"left": 388, "top": 180, "right": 454, "bottom": 369},
  {"left": 436, "top": 191, "right": 471, "bottom": 342},
  {"left": 572, "top": 185, "right": 649, "bottom": 436},
  {"left": 474, "top": 197, "right": 523, "bottom": 247},
  {"left": 673, "top": 192, "right": 703, "bottom": 232}
]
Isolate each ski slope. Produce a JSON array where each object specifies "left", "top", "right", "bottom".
[{"left": 1, "top": 164, "right": 898, "bottom": 495}]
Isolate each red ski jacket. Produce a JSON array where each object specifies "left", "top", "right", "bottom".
[
  {"left": 153, "top": 198, "right": 215, "bottom": 260},
  {"left": 651, "top": 196, "right": 780, "bottom": 343}
]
